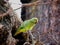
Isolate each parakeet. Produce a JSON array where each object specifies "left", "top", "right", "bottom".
[{"left": 14, "top": 18, "right": 38, "bottom": 36}]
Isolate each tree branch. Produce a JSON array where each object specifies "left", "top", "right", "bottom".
[
  {"left": 22, "top": 0, "right": 40, "bottom": 7},
  {"left": 0, "top": 8, "right": 12, "bottom": 17}
]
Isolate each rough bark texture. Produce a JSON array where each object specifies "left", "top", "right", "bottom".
[
  {"left": 26, "top": 0, "right": 60, "bottom": 45},
  {"left": 0, "top": 0, "right": 60, "bottom": 45}
]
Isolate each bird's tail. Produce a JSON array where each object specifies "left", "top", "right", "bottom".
[{"left": 14, "top": 31, "right": 20, "bottom": 36}]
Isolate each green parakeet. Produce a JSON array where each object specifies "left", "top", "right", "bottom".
[{"left": 14, "top": 18, "right": 38, "bottom": 36}]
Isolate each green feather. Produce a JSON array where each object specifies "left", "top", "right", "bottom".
[{"left": 14, "top": 18, "right": 38, "bottom": 36}]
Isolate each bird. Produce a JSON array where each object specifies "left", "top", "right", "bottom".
[{"left": 14, "top": 17, "right": 38, "bottom": 36}]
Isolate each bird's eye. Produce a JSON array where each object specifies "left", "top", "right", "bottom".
[
  {"left": 35, "top": 19, "right": 38, "bottom": 23},
  {"left": 35, "top": 21, "right": 37, "bottom": 24}
]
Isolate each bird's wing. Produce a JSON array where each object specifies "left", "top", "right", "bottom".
[{"left": 17, "top": 20, "right": 29, "bottom": 32}]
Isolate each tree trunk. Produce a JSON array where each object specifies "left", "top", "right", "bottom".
[
  {"left": 0, "top": 0, "right": 60, "bottom": 45},
  {"left": 26, "top": 0, "right": 60, "bottom": 45}
]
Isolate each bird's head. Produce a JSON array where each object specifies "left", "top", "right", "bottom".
[{"left": 30, "top": 17, "right": 38, "bottom": 24}]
